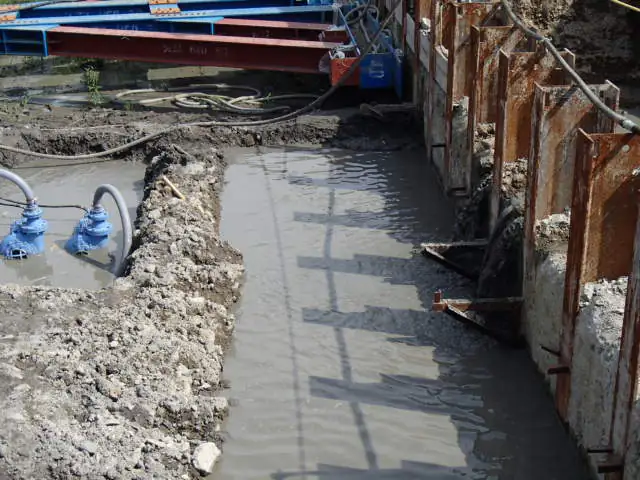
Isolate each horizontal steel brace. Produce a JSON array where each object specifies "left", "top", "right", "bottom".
[
  {"left": 212, "top": 18, "right": 347, "bottom": 42},
  {"left": 432, "top": 291, "right": 523, "bottom": 313},
  {"left": 0, "top": 5, "right": 334, "bottom": 28},
  {"left": 46, "top": 26, "right": 340, "bottom": 73}
]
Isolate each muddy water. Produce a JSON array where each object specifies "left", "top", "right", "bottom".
[
  {"left": 218, "top": 147, "right": 590, "bottom": 479},
  {"left": 0, "top": 160, "right": 145, "bottom": 289}
]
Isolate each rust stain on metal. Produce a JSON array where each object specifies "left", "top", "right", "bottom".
[
  {"left": 523, "top": 83, "right": 619, "bottom": 297},
  {"left": 465, "top": 25, "right": 523, "bottom": 208},
  {"left": 468, "top": 26, "right": 523, "bottom": 125},
  {"left": 557, "top": 131, "right": 640, "bottom": 421},
  {"left": 529, "top": 83, "right": 619, "bottom": 220},
  {"left": 443, "top": 1, "right": 499, "bottom": 194},
  {"left": 609, "top": 152, "right": 640, "bottom": 480},
  {"left": 443, "top": 297, "right": 522, "bottom": 313},
  {"left": 495, "top": 48, "right": 575, "bottom": 167},
  {"left": 489, "top": 47, "right": 576, "bottom": 232}
]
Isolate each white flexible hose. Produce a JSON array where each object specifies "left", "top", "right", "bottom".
[
  {"left": 0, "top": 169, "right": 36, "bottom": 203},
  {"left": 113, "top": 84, "right": 318, "bottom": 115}
]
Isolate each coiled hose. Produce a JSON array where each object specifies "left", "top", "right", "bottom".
[{"left": 114, "top": 84, "right": 318, "bottom": 115}]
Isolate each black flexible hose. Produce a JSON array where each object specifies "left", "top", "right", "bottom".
[{"left": 501, "top": 0, "right": 640, "bottom": 134}]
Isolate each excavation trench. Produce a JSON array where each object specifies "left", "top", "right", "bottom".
[
  {"left": 0, "top": 115, "right": 591, "bottom": 479},
  {"left": 215, "top": 146, "right": 590, "bottom": 478}
]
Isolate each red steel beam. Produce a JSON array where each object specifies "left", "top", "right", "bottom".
[
  {"left": 47, "top": 26, "right": 342, "bottom": 74},
  {"left": 557, "top": 131, "right": 640, "bottom": 421},
  {"left": 212, "top": 18, "right": 348, "bottom": 43}
]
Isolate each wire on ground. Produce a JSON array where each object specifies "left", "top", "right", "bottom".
[{"left": 114, "top": 85, "right": 318, "bottom": 115}]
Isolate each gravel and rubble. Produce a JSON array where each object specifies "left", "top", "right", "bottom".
[
  {"left": 511, "top": 0, "right": 637, "bottom": 82},
  {"left": 473, "top": 122, "right": 495, "bottom": 179},
  {"left": 534, "top": 212, "right": 571, "bottom": 257},
  {"left": 0, "top": 143, "right": 243, "bottom": 479}
]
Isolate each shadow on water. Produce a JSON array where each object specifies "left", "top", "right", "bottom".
[{"left": 219, "top": 126, "right": 591, "bottom": 479}]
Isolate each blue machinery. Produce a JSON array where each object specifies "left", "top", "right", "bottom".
[
  {"left": 0, "top": 169, "right": 132, "bottom": 276},
  {"left": 0, "top": 0, "right": 403, "bottom": 95}
]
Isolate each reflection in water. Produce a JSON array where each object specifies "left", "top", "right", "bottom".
[
  {"left": 2, "top": 255, "right": 54, "bottom": 286},
  {"left": 218, "top": 148, "right": 590, "bottom": 480},
  {"left": 0, "top": 161, "right": 145, "bottom": 289}
]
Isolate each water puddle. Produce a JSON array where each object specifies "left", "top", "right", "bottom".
[
  {"left": 0, "top": 160, "right": 145, "bottom": 289},
  {"left": 217, "top": 147, "right": 590, "bottom": 479}
]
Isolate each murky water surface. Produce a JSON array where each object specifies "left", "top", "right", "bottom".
[
  {"left": 218, "top": 147, "right": 590, "bottom": 479},
  {"left": 0, "top": 160, "right": 144, "bottom": 289}
]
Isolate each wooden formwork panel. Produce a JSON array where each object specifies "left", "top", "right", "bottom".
[
  {"left": 556, "top": 132, "right": 640, "bottom": 421},
  {"left": 489, "top": 47, "right": 575, "bottom": 231}
]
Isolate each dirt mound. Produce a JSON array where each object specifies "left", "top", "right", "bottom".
[{"left": 0, "top": 140, "right": 243, "bottom": 479}]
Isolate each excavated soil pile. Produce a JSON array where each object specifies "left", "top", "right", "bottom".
[
  {"left": 0, "top": 140, "right": 243, "bottom": 480},
  {"left": 512, "top": 0, "right": 639, "bottom": 83}
]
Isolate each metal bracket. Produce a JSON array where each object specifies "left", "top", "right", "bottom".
[
  {"left": 421, "top": 240, "right": 487, "bottom": 279},
  {"left": 432, "top": 290, "right": 523, "bottom": 345}
]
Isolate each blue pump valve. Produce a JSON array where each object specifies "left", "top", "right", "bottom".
[
  {"left": 0, "top": 204, "right": 48, "bottom": 259},
  {"left": 65, "top": 206, "right": 113, "bottom": 255}
]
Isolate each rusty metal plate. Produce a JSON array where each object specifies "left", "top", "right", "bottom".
[
  {"left": 557, "top": 131, "right": 640, "bottom": 420},
  {"left": 610, "top": 182, "right": 640, "bottom": 479},
  {"left": 529, "top": 83, "right": 619, "bottom": 220},
  {"left": 523, "top": 83, "right": 620, "bottom": 287},
  {"left": 465, "top": 25, "right": 523, "bottom": 205},
  {"left": 489, "top": 47, "right": 576, "bottom": 232},
  {"left": 443, "top": 1, "right": 499, "bottom": 194},
  {"left": 468, "top": 26, "right": 523, "bottom": 125}
]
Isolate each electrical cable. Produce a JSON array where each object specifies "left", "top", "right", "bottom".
[
  {"left": 0, "top": 0, "right": 405, "bottom": 162},
  {"left": 501, "top": 0, "right": 640, "bottom": 134},
  {"left": 0, "top": 196, "right": 87, "bottom": 212},
  {"left": 610, "top": 0, "right": 640, "bottom": 13}
]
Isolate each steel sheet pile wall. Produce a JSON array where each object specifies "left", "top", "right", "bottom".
[{"left": 378, "top": 0, "right": 640, "bottom": 477}]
